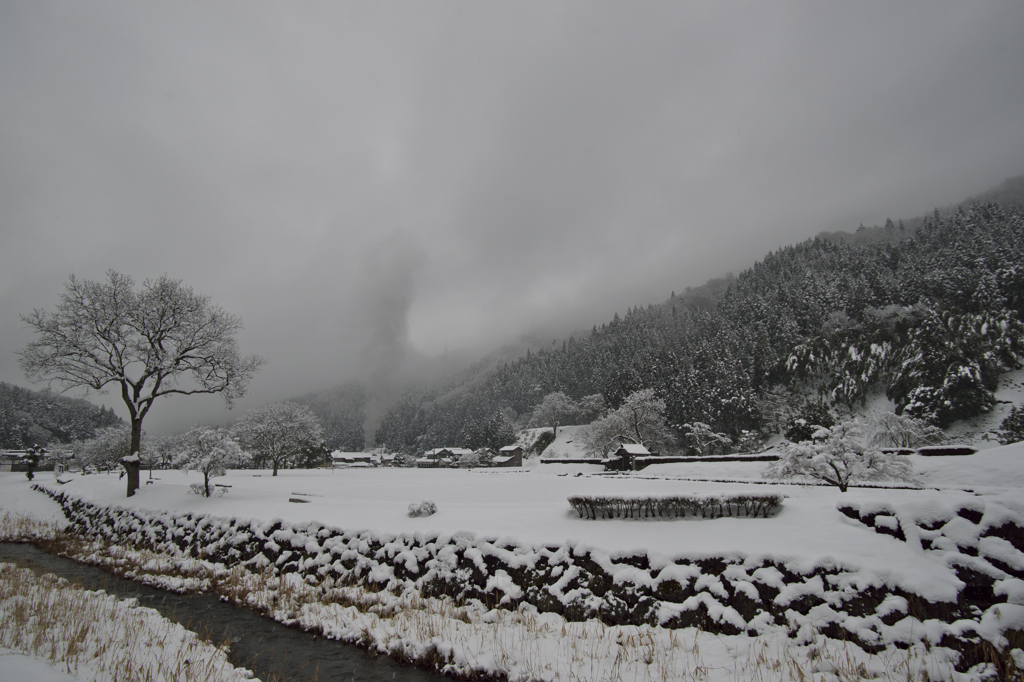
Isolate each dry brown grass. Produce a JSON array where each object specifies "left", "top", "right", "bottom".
[{"left": 0, "top": 561, "right": 256, "bottom": 682}]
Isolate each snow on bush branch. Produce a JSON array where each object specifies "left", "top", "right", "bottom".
[
  {"left": 764, "top": 419, "right": 917, "bottom": 492},
  {"left": 174, "top": 426, "right": 250, "bottom": 497},
  {"left": 407, "top": 500, "right": 437, "bottom": 517}
]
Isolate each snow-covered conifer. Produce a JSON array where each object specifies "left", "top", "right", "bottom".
[{"left": 999, "top": 405, "right": 1024, "bottom": 445}]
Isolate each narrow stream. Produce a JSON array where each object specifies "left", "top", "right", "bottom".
[{"left": 0, "top": 542, "right": 448, "bottom": 682}]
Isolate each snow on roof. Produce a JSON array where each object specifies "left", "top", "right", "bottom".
[
  {"left": 426, "top": 447, "right": 472, "bottom": 456},
  {"left": 492, "top": 456, "right": 513, "bottom": 463},
  {"left": 331, "top": 451, "right": 373, "bottom": 460},
  {"left": 617, "top": 443, "right": 650, "bottom": 455},
  {"left": 499, "top": 445, "right": 521, "bottom": 452}
]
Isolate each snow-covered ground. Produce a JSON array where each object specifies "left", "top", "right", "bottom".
[
  {"left": 3, "top": 439, "right": 1024, "bottom": 680},
  {"left": 534, "top": 424, "right": 590, "bottom": 460},
  {"left": 20, "top": 443, "right": 1024, "bottom": 587}
]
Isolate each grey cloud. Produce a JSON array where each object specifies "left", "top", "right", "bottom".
[{"left": 1, "top": 1, "right": 1023, "bottom": 434}]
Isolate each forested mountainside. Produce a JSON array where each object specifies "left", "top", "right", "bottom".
[
  {"left": 0, "top": 382, "right": 123, "bottom": 449},
  {"left": 814, "top": 173, "right": 1024, "bottom": 247},
  {"left": 373, "top": 202, "right": 1024, "bottom": 454}
]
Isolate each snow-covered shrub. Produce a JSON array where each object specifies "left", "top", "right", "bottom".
[
  {"left": 765, "top": 420, "right": 917, "bottom": 492},
  {"left": 682, "top": 422, "right": 733, "bottom": 456},
  {"left": 529, "top": 429, "right": 556, "bottom": 455},
  {"left": 784, "top": 403, "right": 835, "bottom": 443},
  {"left": 568, "top": 493, "right": 783, "bottom": 520},
  {"left": 999, "top": 405, "right": 1024, "bottom": 445},
  {"left": 407, "top": 500, "right": 437, "bottom": 517},
  {"left": 174, "top": 426, "right": 249, "bottom": 497},
  {"left": 734, "top": 429, "right": 765, "bottom": 454}
]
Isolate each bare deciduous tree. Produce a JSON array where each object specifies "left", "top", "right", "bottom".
[
  {"left": 174, "top": 426, "right": 248, "bottom": 498},
  {"left": 582, "top": 389, "right": 673, "bottom": 456},
  {"left": 77, "top": 424, "right": 134, "bottom": 473},
  {"left": 764, "top": 420, "right": 917, "bottom": 492},
  {"left": 19, "top": 270, "right": 265, "bottom": 497},
  {"left": 867, "top": 412, "right": 947, "bottom": 449},
  {"left": 232, "top": 401, "right": 325, "bottom": 476}
]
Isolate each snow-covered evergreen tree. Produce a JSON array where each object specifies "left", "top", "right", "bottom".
[{"left": 998, "top": 405, "right": 1024, "bottom": 445}]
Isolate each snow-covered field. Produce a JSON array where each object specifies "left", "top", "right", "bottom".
[
  {"left": 23, "top": 443, "right": 1024, "bottom": 594},
  {"left": 3, "top": 440, "right": 1024, "bottom": 680}
]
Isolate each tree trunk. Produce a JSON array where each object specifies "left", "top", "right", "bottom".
[
  {"left": 272, "top": 459, "right": 279, "bottom": 476},
  {"left": 124, "top": 418, "right": 142, "bottom": 497}
]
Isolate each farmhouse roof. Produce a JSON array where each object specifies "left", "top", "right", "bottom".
[
  {"left": 331, "top": 451, "right": 373, "bottom": 460},
  {"left": 617, "top": 443, "right": 651, "bottom": 456}
]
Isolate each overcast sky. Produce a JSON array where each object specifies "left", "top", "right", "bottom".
[{"left": 2, "top": 1, "right": 1023, "bottom": 434}]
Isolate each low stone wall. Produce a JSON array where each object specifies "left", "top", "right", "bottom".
[{"left": 34, "top": 485, "right": 1024, "bottom": 672}]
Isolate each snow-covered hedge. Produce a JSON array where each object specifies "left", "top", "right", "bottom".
[{"left": 568, "top": 493, "right": 783, "bottom": 520}]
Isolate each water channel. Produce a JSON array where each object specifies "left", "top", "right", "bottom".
[{"left": 0, "top": 542, "right": 449, "bottom": 682}]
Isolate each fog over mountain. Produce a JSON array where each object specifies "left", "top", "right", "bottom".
[{"left": 1, "top": 2, "right": 1023, "bottom": 434}]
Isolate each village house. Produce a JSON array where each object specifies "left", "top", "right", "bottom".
[
  {"left": 492, "top": 445, "right": 523, "bottom": 467},
  {"left": 0, "top": 450, "right": 26, "bottom": 473},
  {"left": 604, "top": 443, "right": 652, "bottom": 471},
  {"left": 0, "top": 449, "right": 61, "bottom": 473},
  {"left": 330, "top": 451, "right": 377, "bottom": 468},
  {"left": 416, "top": 447, "right": 473, "bottom": 468}
]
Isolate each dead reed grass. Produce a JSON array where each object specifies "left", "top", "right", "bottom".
[{"left": 0, "top": 561, "right": 256, "bottom": 682}]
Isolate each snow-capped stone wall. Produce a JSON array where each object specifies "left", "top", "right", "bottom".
[{"left": 34, "top": 485, "right": 1024, "bottom": 671}]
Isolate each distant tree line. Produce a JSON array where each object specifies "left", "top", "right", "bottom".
[{"left": 0, "top": 381, "right": 122, "bottom": 449}]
